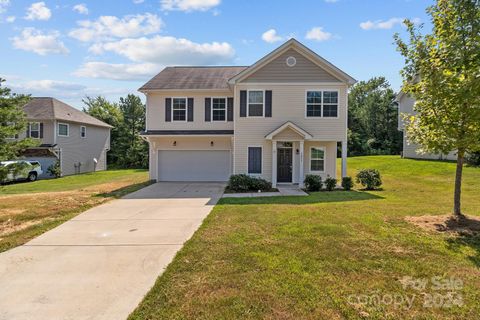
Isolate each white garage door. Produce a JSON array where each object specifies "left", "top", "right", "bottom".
[{"left": 158, "top": 150, "right": 231, "bottom": 181}]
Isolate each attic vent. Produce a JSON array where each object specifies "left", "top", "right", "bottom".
[{"left": 286, "top": 56, "right": 296, "bottom": 67}]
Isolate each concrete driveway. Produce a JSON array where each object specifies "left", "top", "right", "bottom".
[{"left": 0, "top": 182, "right": 225, "bottom": 320}]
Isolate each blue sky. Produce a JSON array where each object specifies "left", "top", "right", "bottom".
[{"left": 0, "top": 0, "right": 434, "bottom": 109}]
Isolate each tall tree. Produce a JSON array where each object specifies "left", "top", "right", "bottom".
[
  {"left": 348, "top": 77, "right": 402, "bottom": 156},
  {"left": 117, "top": 94, "right": 148, "bottom": 168},
  {"left": 83, "top": 96, "right": 123, "bottom": 165},
  {"left": 394, "top": 0, "right": 480, "bottom": 218},
  {"left": 0, "top": 78, "right": 36, "bottom": 180}
]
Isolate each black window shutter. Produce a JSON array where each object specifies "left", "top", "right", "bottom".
[
  {"left": 240, "top": 90, "right": 247, "bottom": 117},
  {"left": 227, "top": 97, "right": 234, "bottom": 121},
  {"left": 187, "top": 98, "right": 194, "bottom": 122},
  {"left": 39, "top": 123, "right": 44, "bottom": 139},
  {"left": 165, "top": 98, "right": 172, "bottom": 122},
  {"left": 26, "top": 124, "right": 30, "bottom": 138},
  {"left": 205, "top": 98, "right": 211, "bottom": 122},
  {"left": 265, "top": 90, "right": 272, "bottom": 117},
  {"left": 248, "top": 147, "right": 262, "bottom": 174}
]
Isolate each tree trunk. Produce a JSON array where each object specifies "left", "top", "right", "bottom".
[{"left": 453, "top": 150, "right": 465, "bottom": 219}]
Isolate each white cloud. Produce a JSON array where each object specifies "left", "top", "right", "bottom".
[
  {"left": 12, "top": 28, "right": 69, "bottom": 55},
  {"left": 25, "top": 2, "right": 51, "bottom": 21},
  {"left": 13, "top": 80, "right": 86, "bottom": 92},
  {"left": 261, "top": 29, "right": 283, "bottom": 43},
  {"left": 360, "top": 17, "right": 405, "bottom": 30},
  {"left": 305, "top": 27, "right": 332, "bottom": 42},
  {"left": 73, "top": 3, "right": 88, "bottom": 15},
  {"left": 0, "top": 0, "right": 10, "bottom": 14},
  {"left": 6, "top": 15, "right": 15, "bottom": 22},
  {"left": 89, "top": 35, "right": 235, "bottom": 65},
  {"left": 161, "top": 0, "right": 221, "bottom": 12},
  {"left": 69, "top": 13, "right": 162, "bottom": 42},
  {"left": 73, "top": 62, "right": 160, "bottom": 81},
  {"left": 133, "top": 0, "right": 145, "bottom": 3}
]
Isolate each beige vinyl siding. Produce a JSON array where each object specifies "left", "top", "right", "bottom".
[
  {"left": 304, "top": 141, "right": 337, "bottom": 180},
  {"left": 57, "top": 122, "right": 110, "bottom": 176},
  {"left": 272, "top": 127, "right": 305, "bottom": 140},
  {"left": 242, "top": 49, "right": 342, "bottom": 83},
  {"left": 233, "top": 83, "right": 346, "bottom": 182},
  {"left": 146, "top": 90, "right": 234, "bottom": 131},
  {"left": 148, "top": 136, "right": 232, "bottom": 181}
]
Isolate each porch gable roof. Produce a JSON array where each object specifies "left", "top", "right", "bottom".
[{"left": 265, "top": 121, "right": 313, "bottom": 140}]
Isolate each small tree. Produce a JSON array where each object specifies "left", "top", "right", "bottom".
[
  {"left": 394, "top": 0, "right": 480, "bottom": 219},
  {"left": 0, "top": 78, "right": 36, "bottom": 180}
]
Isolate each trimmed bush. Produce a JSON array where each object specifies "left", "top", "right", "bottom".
[
  {"left": 304, "top": 174, "right": 322, "bottom": 192},
  {"left": 356, "top": 169, "right": 382, "bottom": 190},
  {"left": 341, "top": 176, "right": 354, "bottom": 191},
  {"left": 47, "top": 161, "right": 62, "bottom": 178},
  {"left": 324, "top": 176, "right": 337, "bottom": 191},
  {"left": 466, "top": 152, "right": 480, "bottom": 167},
  {"left": 227, "top": 174, "right": 272, "bottom": 192}
]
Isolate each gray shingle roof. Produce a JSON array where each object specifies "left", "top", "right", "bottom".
[
  {"left": 23, "top": 97, "right": 112, "bottom": 128},
  {"left": 139, "top": 66, "right": 248, "bottom": 91}
]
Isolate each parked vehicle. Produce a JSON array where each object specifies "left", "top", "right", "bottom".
[{"left": 0, "top": 160, "right": 43, "bottom": 183}]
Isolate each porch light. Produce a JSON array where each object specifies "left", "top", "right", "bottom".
[
  {"left": 296, "top": 149, "right": 300, "bottom": 154},
  {"left": 210, "top": 141, "right": 214, "bottom": 147},
  {"left": 173, "top": 141, "right": 177, "bottom": 146}
]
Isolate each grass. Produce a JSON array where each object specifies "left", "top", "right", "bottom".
[
  {"left": 129, "top": 156, "right": 480, "bottom": 320},
  {"left": 0, "top": 169, "right": 151, "bottom": 252}
]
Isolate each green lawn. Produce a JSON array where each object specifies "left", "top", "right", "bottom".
[
  {"left": 130, "top": 156, "right": 480, "bottom": 320},
  {"left": 0, "top": 169, "right": 151, "bottom": 252}
]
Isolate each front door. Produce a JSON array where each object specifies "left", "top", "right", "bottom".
[{"left": 277, "top": 147, "right": 293, "bottom": 183}]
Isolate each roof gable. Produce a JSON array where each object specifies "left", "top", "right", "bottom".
[
  {"left": 265, "top": 121, "right": 313, "bottom": 140},
  {"left": 229, "top": 39, "right": 356, "bottom": 85}
]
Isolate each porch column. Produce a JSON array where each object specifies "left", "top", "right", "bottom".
[
  {"left": 272, "top": 140, "right": 277, "bottom": 187},
  {"left": 341, "top": 140, "right": 347, "bottom": 178},
  {"left": 299, "top": 140, "right": 304, "bottom": 187}
]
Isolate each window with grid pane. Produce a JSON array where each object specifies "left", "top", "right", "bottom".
[
  {"left": 29, "top": 122, "right": 40, "bottom": 138},
  {"left": 212, "top": 98, "right": 226, "bottom": 121},
  {"left": 322, "top": 91, "right": 338, "bottom": 117},
  {"left": 306, "top": 91, "right": 322, "bottom": 117},
  {"left": 248, "top": 91, "right": 264, "bottom": 117},
  {"left": 310, "top": 147, "right": 325, "bottom": 172},
  {"left": 172, "top": 98, "right": 186, "bottom": 121}
]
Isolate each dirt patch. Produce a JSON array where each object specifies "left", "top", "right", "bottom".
[{"left": 406, "top": 214, "right": 480, "bottom": 235}]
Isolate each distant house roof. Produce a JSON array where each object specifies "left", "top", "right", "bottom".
[
  {"left": 23, "top": 97, "right": 112, "bottom": 128},
  {"left": 139, "top": 66, "right": 248, "bottom": 91}
]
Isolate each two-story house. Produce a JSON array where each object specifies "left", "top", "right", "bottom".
[
  {"left": 139, "top": 39, "right": 356, "bottom": 187},
  {"left": 396, "top": 92, "right": 456, "bottom": 161},
  {"left": 17, "top": 97, "right": 112, "bottom": 177}
]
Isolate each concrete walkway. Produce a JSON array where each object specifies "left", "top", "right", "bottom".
[
  {"left": 222, "top": 184, "right": 308, "bottom": 198},
  {"left": 0, "top": 182, "right": 225, "bottom": 320}
]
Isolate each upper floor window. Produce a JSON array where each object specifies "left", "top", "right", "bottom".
[
  {"left": 310, "top": 147, "right": 325, "bottom": 172},
  {"left": 58, "top": 123, "right": 69, "bottom": 137},
  {"left": 80, "top": 126, "right": 87, "bottom": 138},
  {"left": 306, "top": 91, "right": 338, "bottom": 118},
  {"left": 6, "top": 122, "right": 18, "bottom": 139},
  {"left": 172, "top": 98, "right": 187, "bottom": 121},
  {"left": 248, "top": 91, "right": 264, "bottom": 117},
  {"left": 212, "top": 98, "right": 226, "bottom": 121},
  {"left": 29, "top": 122, "right": 40, "bottom": 139}
]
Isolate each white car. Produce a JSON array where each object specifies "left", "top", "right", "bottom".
[{"left": 0, "top": 160, "right": 43, "bottom": 183}]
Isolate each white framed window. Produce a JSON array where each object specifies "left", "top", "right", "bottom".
[
  {"left": 29, "top": 122, "right": 40, "bottom": 139},
  {"left": 310, "top": 147, "right": 325, "bottom": 172},
  {"left": 6, "top": 122, "right": 18, "bottom": 139},
  {"left": 58, "top": 123, "right": 69, "bottom": 137},
  {"left": 80, "top": 126, "right": 87, "bottom": 138},
  {"left": 212, "top": 98, "right": 226, "bottom": 121},
  {"left": 248, "top": 90, "right": 264, "bottom": 117},
  {"left": 172, "top": 98, "right": 187, "bottom": 121},
  {"left": 247, "top": 146, "right": 262, "bottom": 174},
  {"left": 306, "top": 90, "right": 339, "bottom": 118}
]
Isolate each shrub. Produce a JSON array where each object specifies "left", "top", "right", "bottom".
[
  {"left": 466, "top": 152, "right": 480, "bottom": 167},
  {"left": 356, "top": 169, "right": 382, "bottom": 190},
  {"left": 47, "top": 161, "right": 62, "bottom": 178},
  {"left": 341, "top": 176, "right": 354, "bottom": 191},
  {"left": 304, "top": 174, "right": 322, "bottom": 192},
  {"left": 227, "top": 174, "right": 272, "bottom": 192},
  {"left": 324, "top": 176, "right": 337, "bottom": 191}
]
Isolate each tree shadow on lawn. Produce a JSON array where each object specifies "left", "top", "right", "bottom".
[
  {"left": 94, "top": 180, "right": 154, "bottom": 199},
  {"left": 442, "top": 217, "right": 480, "bottom": 267},
  {"left": 219, "top": 190, "right": 384, "bottom": 205}
]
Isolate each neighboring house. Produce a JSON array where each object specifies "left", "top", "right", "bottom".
[
  {"left": 396, "top": 92, "right": 456, "bottom": 161},
  {"left": 139, "top": 39, "right": 356, "bottom": 187},
  {"left": 12, "top": 97, "right": 112, "bottom": 178}
]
